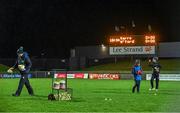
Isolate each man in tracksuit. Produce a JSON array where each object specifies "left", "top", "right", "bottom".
[
  {"left": 149, "top": 57, "right": 161, "bottom": 92},
  {"left": 8, "top": 46, "right": 34, "bottom": 96},
  {"left": 132, "top": 59, "right": 143, "bottom": 93}
]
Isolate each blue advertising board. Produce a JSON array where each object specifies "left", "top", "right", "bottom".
[{"left": 0, "top": 73, "right": 32, "bottom": 78}]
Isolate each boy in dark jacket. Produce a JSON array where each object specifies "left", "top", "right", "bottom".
[
  {"left": 7, "top": 46, "right": 34, "bottom": 96},
  {"left": 149, "top": 57, "right": 161, "bottom": 92},
  {"left": 132, "top": 59, "right": 143, "bottom": 93}
]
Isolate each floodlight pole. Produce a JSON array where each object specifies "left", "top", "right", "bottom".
[
  {"left": 65, "top": 61, "right": 69, "bottom": 92},
  {"left": 115, "top": 56, "right": 117, "bottom": 64},
  {"left": 65, "top": 69, "right": 67, "bottom": 92},
  {"left": 52, "top": 69, "right": 56, "bottom": 93}
]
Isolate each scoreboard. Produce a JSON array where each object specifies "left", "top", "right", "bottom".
[
  {"left": 109, "top": 35, "right": 157, "bottom": 46},
  {"left": 108, "top": 35, "right": 158, "bottom": 55}
]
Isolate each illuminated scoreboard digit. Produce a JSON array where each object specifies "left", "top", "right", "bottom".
[
  {"left": 145, "top": 35, "right": 156, "bottom": 44},
  {"left": 109, "top": 35, "right": 156, "bottom": 46}
]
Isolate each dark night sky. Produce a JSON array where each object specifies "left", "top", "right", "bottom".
[{"left": 0, "top": 0, "right": 180, "bottom": 58}]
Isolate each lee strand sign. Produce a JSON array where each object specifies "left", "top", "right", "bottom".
[{"left": 109, "top": 46, "right": 155, "bottom": 55}]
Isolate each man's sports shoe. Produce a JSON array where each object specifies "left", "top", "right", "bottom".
[
  {"left": 29, "top": 93, "right": 34, "bottom": 96},
  {"left": 12, "top": 93, "right": 19, "bottom": 97},
  {"left": 156, "top": 89, "right": 158, "bottom": 92}
]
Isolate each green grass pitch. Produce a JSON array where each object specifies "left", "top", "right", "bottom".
[{"left": 0, "top": 78, "right": 180, "bottom": 112}]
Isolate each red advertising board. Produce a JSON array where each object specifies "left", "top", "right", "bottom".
[
  {"left": 54, "top": 73, "right": 66, "bottom": 78},
  {"left": 89, "top": 73, "right": 120, "bottom": 80},
  {"left": 74, "top": 73, "right": 85, "bottom": 78}
]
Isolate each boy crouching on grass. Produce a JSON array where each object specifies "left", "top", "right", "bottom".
[{"left": 131, "top": 59, "right": 143, "bottom": 93}]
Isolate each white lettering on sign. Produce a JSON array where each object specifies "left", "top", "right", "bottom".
[{"left": 109, "top": 46, "right": 155, "bottom": 55}]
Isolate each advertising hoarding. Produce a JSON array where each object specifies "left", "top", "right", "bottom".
[
  {"left": 109, "top": 46, "right": 155, "bottom": 55},
  {"left": 89, "top": 73, "right": 120, "bottom": 80}
]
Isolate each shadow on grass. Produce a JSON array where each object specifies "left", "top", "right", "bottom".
[
  {"left": 92, "top": 88, "right": 180, "bottom": 96},
  {"left": 13, "top": 95, "right": 86, "bottom": 103},
  {"left": 8, "top": 94, "right": 49, "bottom": 101},
  {"left": 34, "top": 94, "right": 47, "bottom": 98},
  {"left": 92, "top": 88, "right": 130, "bottom": 94},
  {"left": 158, "top": 92, "right": 180, "bottom": 95},
  {"left": 70, "top": 97, "right": 86, "bottom": 102},
  {"left": 148, "top": 89, "right": 180, "bottom": 96}
]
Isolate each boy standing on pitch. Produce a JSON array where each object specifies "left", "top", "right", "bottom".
[
  {"left": 132, "top": 59, "right": 143, "bottom": 93},
  {"left": 7, "top": 46, "right": 34, "bottom": 96},
  {"left": 149, "top": 57, "right": 161, "bottom": 93}
]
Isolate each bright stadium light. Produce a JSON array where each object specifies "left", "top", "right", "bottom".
[
  {"left": 101, "top": 44, "right": 106, "bottom": 51},
  {"left": 61, "top": 59, "right": 66, "bottom": 63}
]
